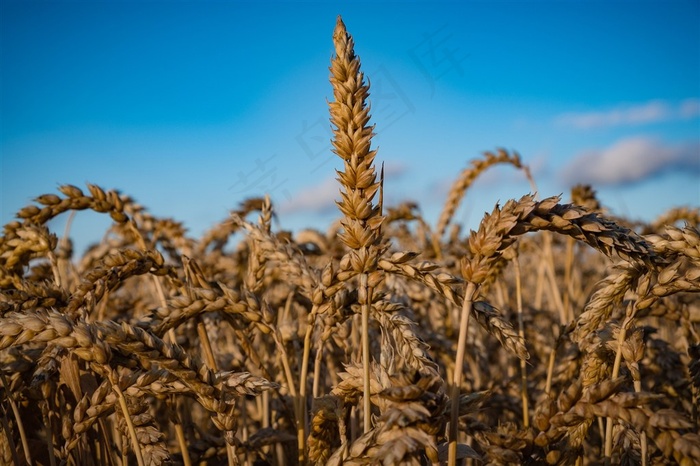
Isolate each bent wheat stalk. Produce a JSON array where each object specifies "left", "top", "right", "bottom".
[{"left": 433, "top": 149, "right": 527, "bottom": 257}]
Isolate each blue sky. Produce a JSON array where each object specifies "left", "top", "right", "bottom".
[{"left": 2, "top": 1, "right": 699, "bottom": 253}]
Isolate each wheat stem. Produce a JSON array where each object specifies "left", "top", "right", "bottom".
[
  {"left": 604, "top": 309, "right": 632, "bottom": 461},
  {"left": 111, "top": 377, "right": 145, "bottom": 466},
  {"left": 0, "top": 372, "right": 31, "bottom": 465},
  {"left": 449, "top": 280, "right": 477, "bottom": 466},
  {"left": 173, "top": 410, "right": 192, "bottom": 466},
  {"left": 298, "top": 306, "right": 319, "bottom": 462},
  {"left": 360, "top": 273, "right": 372, "bottom": 434},
  {"left": 513, "top": 255, "right": 529, "bottom": 427}
]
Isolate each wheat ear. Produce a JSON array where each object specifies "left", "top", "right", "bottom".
[{"left": 329, "top": 16, "right": 384, "bottom": 435}]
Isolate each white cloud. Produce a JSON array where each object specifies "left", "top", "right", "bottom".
[
  {"left": 679, "top": 98, "right": 700, "bottom": 119},
  {"left": 382, "top": 160, "right": 409, "bottom": 178},
  {"left": 278, "top": 177, "right": 339, "bottom": 215},
  {"left": 560, "top": 137, "right": 700, "bottom": 186},
  {"left": 555, "top": 98, "right": 699, "bottom": 129}
]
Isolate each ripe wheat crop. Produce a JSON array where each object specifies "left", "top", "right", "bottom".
[{"left": 1, "top": 16, "right": 698, "bottom": 466}]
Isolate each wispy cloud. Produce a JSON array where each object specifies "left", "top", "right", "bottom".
[
  {"left": 680, "top": 98, "right": 700, "bottom": 118},
  {"left": 555, "top": 98, "right": 700, "bottom": 129},
  {"left": 560, "top": 137, "right": 700, "bottom": 186},
  {"left": 278, "top": 177, "right": 339, "bottom": 215},
  {"left": 382, "top": 160, "right": 409, "bottom": 178}
]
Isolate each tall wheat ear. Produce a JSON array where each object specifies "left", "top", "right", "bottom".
[{"left": 329, "top": 15, "right": 386, "bottom": 435}]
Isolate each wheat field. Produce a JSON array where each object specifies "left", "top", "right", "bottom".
[{"left": 1, "top": 16, "right": 698, "bottom": 466}]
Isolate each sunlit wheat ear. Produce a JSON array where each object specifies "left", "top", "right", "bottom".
[
  {"left": 329, "top": 15, "right": 385, "bottom": 435},
  {"left": 329, "top": 16, "right": 383, "bottom": 260}
]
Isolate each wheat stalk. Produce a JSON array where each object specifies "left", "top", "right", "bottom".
[{"left": 329, "top": 16, "right": 385, "bottom": 437}]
